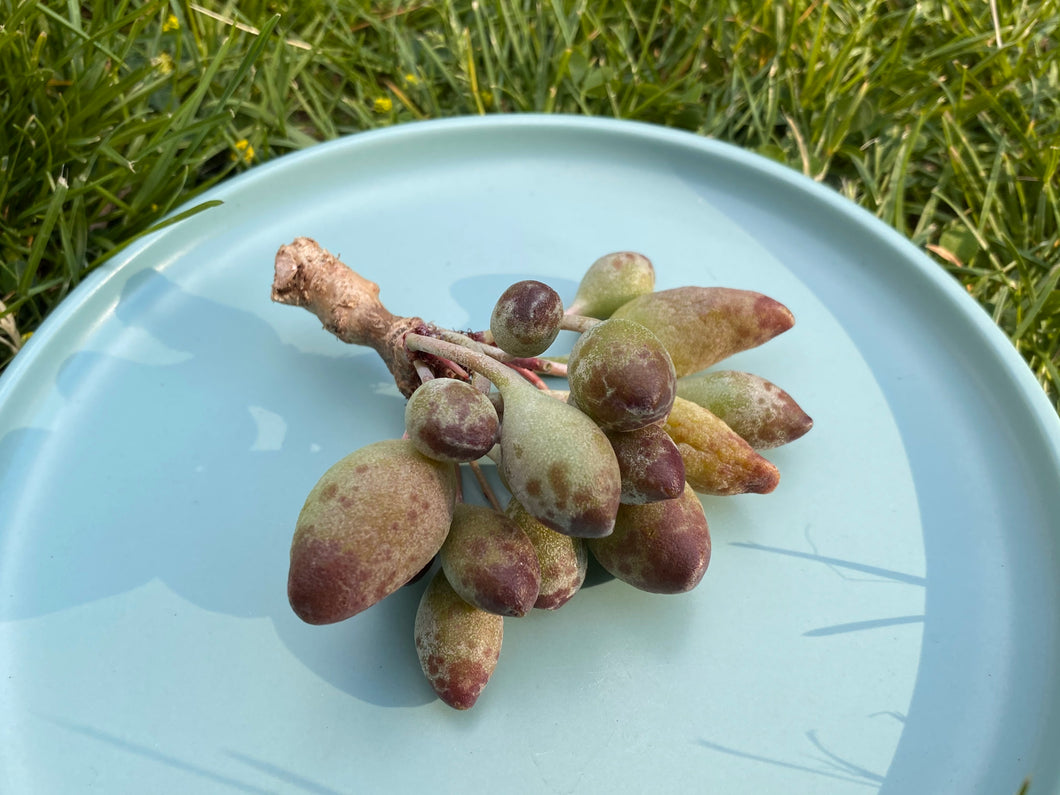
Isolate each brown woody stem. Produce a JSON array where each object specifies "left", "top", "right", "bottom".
[
  {"left": 271, "top": 237, "right": 426, "bottom": 396},
  {"left": 271, "top": 237, "right": 568, "bottom": 396}
]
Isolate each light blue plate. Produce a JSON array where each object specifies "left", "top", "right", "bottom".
[{"left": 2, "top": 116, "right": 1059, "bottom": 794}]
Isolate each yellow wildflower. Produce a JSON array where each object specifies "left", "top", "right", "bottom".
[
  {"left": 403, "top": 73, "right": 419, "bottom": 86},
  {"left": 152, "top": 52, "right": 174, "bottom": 75},
  {"left": 373, "top": 96, "right": 393, "bottom": 113},
  {"left": 233, "top": 139, "right": 255, "bottom": 164},
  {"left": 163, "top": 14, "right": 180, "bottom": 32},
  {"left": 479, "top": 90, "right": 493, "bottom": 106}
]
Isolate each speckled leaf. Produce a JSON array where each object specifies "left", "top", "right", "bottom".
[
  {"left": 440, "top": 503, "right": 541, "bottom": 617},
  {"left": 506, "top": 497, "right": 588, "bottom": 610},
  {"left": 415, "top": 570, "right": 504, "bottom": 710},
  {"left": 676, "top": 370, "right": 813, "bottom": 449},
  {"left": 288, "top": 439, "right": 458, "bottom": 625},
  {"left": 663, "top": 396, "right": 779, "bottom": 495},
  {"left": 588, "top": 483, "right": 711, "bottom": 594},
  {"left": 612, "top": 286, "right": 794, "bottom": 376}
]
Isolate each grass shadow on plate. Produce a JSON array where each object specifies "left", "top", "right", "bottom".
[{"left": 0, "top": 267, "right": 437, "bottom": 707}]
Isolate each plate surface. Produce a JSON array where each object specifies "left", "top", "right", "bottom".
[{"left": 2, "top": 116, "right": 1059, "bottom": 794}]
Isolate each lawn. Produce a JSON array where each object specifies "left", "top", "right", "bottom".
[{"left": 2, "top": 0, "right": 1058, "bottom": 410}]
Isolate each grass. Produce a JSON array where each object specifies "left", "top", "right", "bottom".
[{"left": 2, "top": 0, "right": 1058, "bottom": 411}]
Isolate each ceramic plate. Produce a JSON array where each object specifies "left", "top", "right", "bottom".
[{"left": 2, "top": 116, "right": 1059, "bottom": 794}]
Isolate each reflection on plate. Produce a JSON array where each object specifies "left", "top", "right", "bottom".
[{"left": 1, "top": 116, "right": 1058, "bottom": 794}]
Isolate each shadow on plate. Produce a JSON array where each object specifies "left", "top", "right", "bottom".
[{"left": 0, "top": 267, "right": 438, "bottom": 706}]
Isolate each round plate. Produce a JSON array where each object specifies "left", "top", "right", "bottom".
[{"left": 2, "top": 116, "right": 1058, "bottom": 794}]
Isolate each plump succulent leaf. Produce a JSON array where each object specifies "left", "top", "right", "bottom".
[
  {"left": 676, "top": 370, "right": 813, "bottom": 449},
  {"left": 415, "top": 569, "right": 504, "bottom": 710},
  {"left": 498, "top": 383, "right": 622, "bottom": 538},
  {"left": 567, "top": 251, "right": 655, "bottom": 318},
  {"left": 490, "top": 279, "right": 564, "bottom": 357},
  {"left": 440, "top": 503, "right": 541, "bottom": 617},
  {"left": 288, "top": 439, "right": 458, "bottom": 624},
  {"left": 506, "top": 497, "right": 588, "bottom": 609},
  {"left": 588, "top": 483, "right": 711, "bottom": 594},
  {"left": 613, "top": 286, "right": 794, "bottom": 376},
  {"left": 567, "top": 318, "right": 677, "bottom": 432},
  {"left": 405, "top": 377, "right": 499, "bottom": 462},
  {"left": 663, "top": 397, "right": 780, "bottom": 496},
  {"left": 606, "top": 424, "right": 686, "bottom": 504}
]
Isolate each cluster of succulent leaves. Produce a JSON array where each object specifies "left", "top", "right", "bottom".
[{"left": 286, "top": 252, "right": 813, "bottom": 709}]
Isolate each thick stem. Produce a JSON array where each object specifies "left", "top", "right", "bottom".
[
  {"left": 563, "top": 300, "right": 584, "bottom": 317},
  {"left": 272, "top": 237, "right": 425, "bottom": 396},
  {"left": 406, "top": 333, "right": 524, "bottom": 394},
  {"left": 437, "top": 329, "right": 568, "bottom": 377},
  {"left": 560, "top": 314, "right": 601, "bottom": 333}
]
